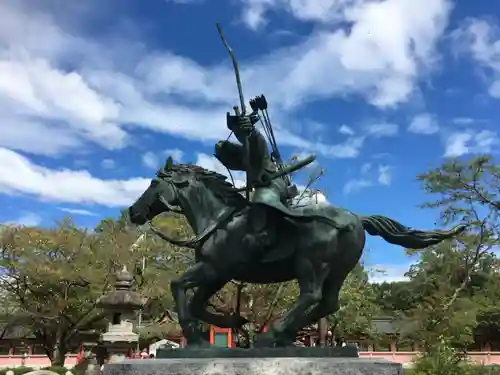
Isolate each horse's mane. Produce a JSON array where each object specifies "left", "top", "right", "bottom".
[{"left": 160, "top": 164, "right": 247, "bottom": 208}]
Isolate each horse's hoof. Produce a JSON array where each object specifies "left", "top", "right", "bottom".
[
  {"left": 253, "top": 340, "right": 275, "bottom": 348},
  {"left": 253, "top": 331, "right": 277, "bottom": 348}
]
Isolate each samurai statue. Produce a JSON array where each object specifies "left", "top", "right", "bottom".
[{"left": 214, "top": 113, "right": 297, "bottom": 249}]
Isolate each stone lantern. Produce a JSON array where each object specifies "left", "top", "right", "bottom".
[{"left": 96, "top": 266, "right": 147, "bottom": 363}]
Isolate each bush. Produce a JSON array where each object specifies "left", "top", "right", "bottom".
[
  {"left": 0, "top": 366, "right": 70, "bottom": 375},
  {"left": 41, "top": 366, "right": 70, "bottom": 375},
  {"left": 411, "top": 340, "right": 467, "bottom": 375},
  {"left": 406, "top": 363, "right": 500, "bottom": 375},
  {"left": 0, "top": 368, "right": 35, "bottom": 375}
]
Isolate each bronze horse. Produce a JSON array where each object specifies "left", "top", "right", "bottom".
[{"left": 128, "top": 157, "right": 465, "bottom": 348}]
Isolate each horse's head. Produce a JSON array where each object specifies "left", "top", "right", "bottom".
[{"left": 128, "top": 156, "right": 194, "bottom": 225}]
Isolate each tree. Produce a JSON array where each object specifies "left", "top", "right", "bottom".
[
  {"left": 403, "top": 155, "right": 500, "bottom": 351},
  {"left": 127, "top": 212, "right": 195, "bottom": 340},
  {"left": 0, "top": 219, "right": 150, "bottom": 365},
  {"left": 371, "top": 281, "right": 417, "bottom": 314},
  {"left": 402, "top": 239, "right": 482, "bottom": 348},
  {"left": 328, "top": 262, "right": 380, "bottom": 339}
]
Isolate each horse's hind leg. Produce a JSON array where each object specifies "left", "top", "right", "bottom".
[
  {"left": 288, "top": 272, "right": 344, "bottom": 334},
  {"left": 254, "top": 254, "right": 330, "bottom": 347}
]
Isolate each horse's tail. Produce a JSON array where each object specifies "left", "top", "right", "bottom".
[{"left": 361, "top": 215, "right": 467, "bottom": 249}]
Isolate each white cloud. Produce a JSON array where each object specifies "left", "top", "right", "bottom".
[
  {"left": 101, "top": 159, "right": 116, "bottom": 169},
  {"left": 58, "top": 207, "right": 96, "bottom": 216},
  {"left": 344, "top": 162, "right": 394, "bottom": 194},
  {"left": 339, "top": 124, "right": 355, "bottom": 136},
  {"left": 361, "top": 162, "right": 372, "bottom": 174},
  {"left": 377, "top": 165, "right": 393, "bottom": 185},
  {"left": 343, "top": 178, "right": 372, "bottom": 194},
  {"left": 140, "top": 0, "right": 451, "bottom": 109},
  {"left": 237, "top": 0, "right": 451, "bottom": 107},
  {"left": 0, "top": 0, "right": 449, "bottom": 163},
  {"left": 408, "top": 113, "right": 439, "bottom": 134},
  {"left": 364, "top": 123, "right": 399, "bottom": 137},
  {"left": 144, "top": 149, "right": 183, "bottom": 170},
  {"left": 368, "top": 263, "right": 411, "bottom": 283},
  {"left": 453, "top": 18, "right": 500, "bottom": 99},
  {"left": 164, "top": 148, "right": 184, "bottom": 162},
  {"left": 0, "top": 0, "right": 453, "bottom": 205},
  {"left": 0, "top": 147, "right": 149, "bottom": 207},
  {"left": 452, "top": 117, "right": 476, "bottom": 125},
  {"left": 291, "top": 187, "right": 330, "bottom": 206},
  {"left": 195, "top": 153, "right": 246, "bottom": 188},
  {"left": 0, "top": 55, "right": 126, "bottom": 152},
  {"left": 444, "top": 129, "right": 498, "bottom": 157},
  {"left": 142, "top": 151, "right": 160, "bottom": 170},
  {"left": 3, "top": 212, "right": 42, "bottom": 227},
  {"left": 0, "top": 118, "right": 82, "bottom": 156}
]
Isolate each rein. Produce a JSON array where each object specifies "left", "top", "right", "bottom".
[{"left": 149, "top": 183, "right": 240, "bottom": 250}]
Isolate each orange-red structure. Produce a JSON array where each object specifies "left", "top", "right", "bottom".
[{"left": 209, "top": 326, "right": 234, "bottom": 348}]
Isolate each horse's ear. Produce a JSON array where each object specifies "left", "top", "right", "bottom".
[{"left": 165, "top": 156, "right": 174, "bottom": 170}]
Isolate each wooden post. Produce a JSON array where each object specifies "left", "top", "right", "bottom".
[{"left": 318, "top": 318, "right": 327, "bottom": 347}]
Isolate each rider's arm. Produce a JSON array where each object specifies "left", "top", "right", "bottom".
[
  {"left": 228, "top": 114, "right": 271, "bottom": 184},
  {"left": 214, "top": 141, "right": 245, "bottom": 171}
]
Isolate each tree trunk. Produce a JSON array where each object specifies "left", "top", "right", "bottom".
[{"left": 51, "top": 340, "right": 67, "bottom": 367}]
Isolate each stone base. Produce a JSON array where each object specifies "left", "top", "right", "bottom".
[
  {"left": 103, "top": 357, "right": 403, "bottom": 375},
  {"left": 157, "top": 345, "right": 359, "bottom": 358}
]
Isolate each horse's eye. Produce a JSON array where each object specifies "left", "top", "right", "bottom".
[{"left": 151, "top": 180, "right": 159, "bottom": 187}]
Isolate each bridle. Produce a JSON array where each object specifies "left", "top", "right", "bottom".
[{"left": 148, "top": 176, "right": 238, "bottom": 250}]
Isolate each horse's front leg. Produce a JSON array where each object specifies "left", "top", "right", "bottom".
[
  {"left": 190, "top": 282, "right": 249, "bottom": 329},
  {"left": 170, "top": 262, "right": 218, "bottom": 346}
]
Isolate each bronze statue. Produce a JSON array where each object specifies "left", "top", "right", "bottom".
[{"left": 128, "top": 151, "right": 466, "bottom": 348}]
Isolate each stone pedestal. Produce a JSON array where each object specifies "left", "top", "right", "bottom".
[
  {"left": 157, "top": 345, "right": 359, "bottom": 358},
  {"left": 104, "top": 357, "right": 403, "bottom": 375}
]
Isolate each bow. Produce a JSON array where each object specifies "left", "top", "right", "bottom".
[{"left": 216, "top": 23, "right": 251, "bottom": 201}]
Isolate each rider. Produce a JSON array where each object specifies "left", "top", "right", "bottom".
[{"left": 214, "top": 112, "right": 292, "bottom": 249}]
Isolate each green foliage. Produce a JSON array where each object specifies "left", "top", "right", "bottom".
[
  {"left": 411, "top": 339, "right": 468, "bottom": 375},
  {"left": 408, "top": 363, "right": 500, "bottom": 375},
  {"left": 398, "top": 155, "right": 500, "bottom": 350},
  {"left": 402, "top": 240, "right": 480, "bottom": 348},
  {"left": 0, "top": 368, "right": 36, "bottom": 375},
  {"left": 330, "top": 262, "right": 380, "bottom": 338},
  {"left": 405, "top": 367, "right": 500, "bottom": 375},
  {"left": 371, "top": 281, "right": 416, "bottom": 314},
  {"left": 41, "top": 366, "right": 70, "bottom": 375},
  {"left": 0, "top": 367, "right": 70, "bottom": 375},
  {"left": 0, "top": 213, "right": 191, "bottom": 364}
]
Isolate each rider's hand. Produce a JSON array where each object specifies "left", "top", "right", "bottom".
[{"left": 226, "top": 113, "right": 254, "bottom": 135}]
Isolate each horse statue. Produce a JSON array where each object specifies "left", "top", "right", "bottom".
[{"left": 128, "top": 157, "right": 466, "bottom": 348}]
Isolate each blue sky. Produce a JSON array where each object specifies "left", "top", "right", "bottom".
[{"left": 0, "top": 0, "right": 498, "bottom": 282}]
